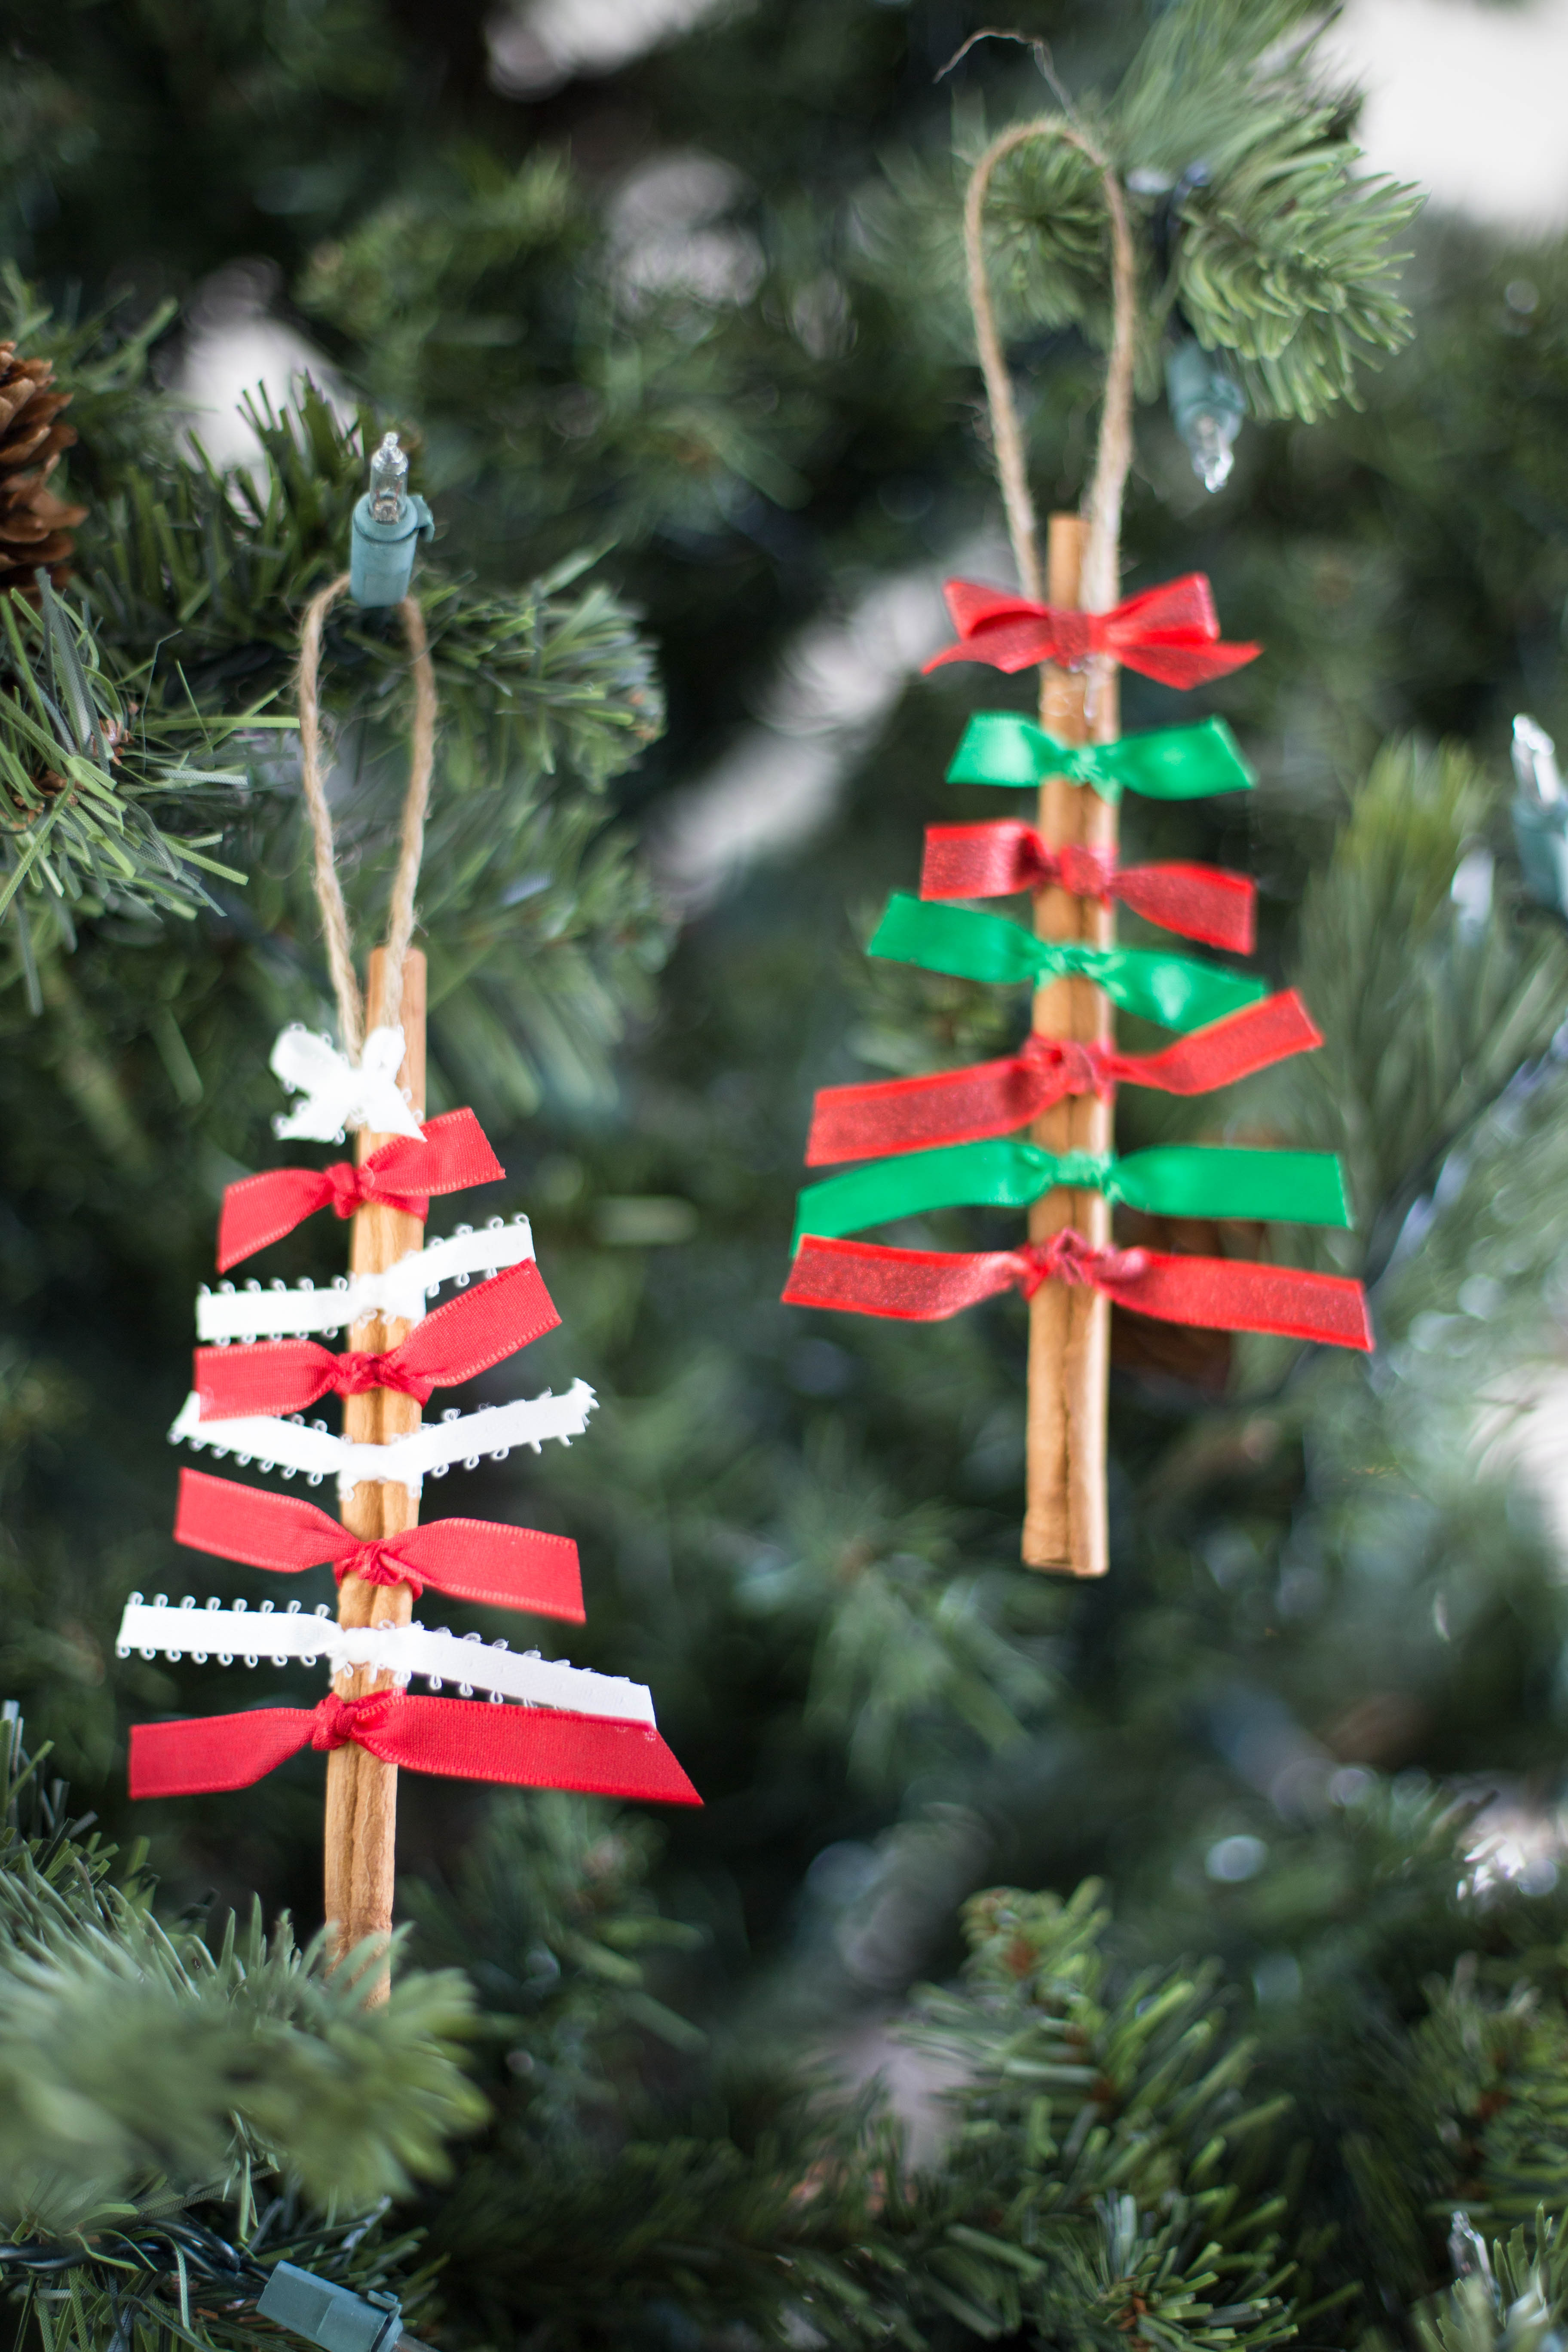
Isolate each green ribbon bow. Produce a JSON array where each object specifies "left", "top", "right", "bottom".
[
  {"left": 870, "top": 894, "right": 1263, "bottom": 1035},
  {"left": 793, "top": 1137, "right": 1351, "bottom": 1245},
  {"left": 945, "top": 713, "right": 1254, "bottom": 803}
]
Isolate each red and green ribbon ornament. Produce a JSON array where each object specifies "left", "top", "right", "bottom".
[
  {"left": 795, "top": 128, "right": 1371, "bottom": 1574},
  {"left": 785, "top": 702, "right": 1370, "bottom": 1363}
]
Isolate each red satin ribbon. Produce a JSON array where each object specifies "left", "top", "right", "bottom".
[
  {"left": 921, "top": 824, "right": 1255, "bottom": 954},
  {"left": 129, "top": 1690, "right": 701, "bottom": 1804},
  {"left": 217, "top": 1109, "right": 503, "bottom": 1273},
  {"left": 174, "top": 1468, "right": 585, "bottom": 1620},
  {"left": 194, "top": 1259, "right": 557, "bottom": 1421},
  {"left": 783, "top": 1229, "right": 1371, "bottom": 1349},
  {"left": 922, "top": 574, "right": 1260, "bottom": 688},
  {"left": 805, "top": 991, "right": 1320, "bottom": 1166}
]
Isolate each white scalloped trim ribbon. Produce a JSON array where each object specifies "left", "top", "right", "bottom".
[
  {"left": 196, "top": 1218, "right": 536, "bottom": 1341},
  {"left": 116, "top": 1595, "right": 654, "bottom": 1724},
  {"left": 168, "top": 1379, "right": 597, "bottom": 1500},
  {"left": 271, "top": 1023, "right": 423, "bottom": 1143}
]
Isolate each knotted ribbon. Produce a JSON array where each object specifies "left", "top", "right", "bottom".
[
  {"left": 805, "top": 992, "right": 1320, "bottom": 1166},
  {"left": 924, "top": 576, "right": 1260, "bottom": 687},
  {"left": 195, "top": 1259, "right": 557, "bottom": 1421},
  {"left": 793, "top": 1135, "right": 1351, "bottom": 1244},
  {"left": 129, "top": 1690, "right": 701, "bottom": 1804},
  {"left": 174, "top": 1467, "right": 585, "bottom": 1620},
  {"left": 217, "top": 1108, "right": 503, "bottom": 1272},
  {"left": 782, "top": 1231, "right": 1371, "bottom": 1351},
  {"left": 920, "top": 824, "right": 1255, "bottom": 953},
  {"left": 871, "top": 894, "right": 1262, "bottom": 1034},
  {"left": 270, "top": 1023, "right": 422, "bottom": 1142},
  {"left": 946, "top": 712, "right": 1255, "bottom": 802}
]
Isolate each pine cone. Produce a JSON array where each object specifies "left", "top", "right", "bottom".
[{"left": 0, "top": 344, "right": 88, "bottom": 600}]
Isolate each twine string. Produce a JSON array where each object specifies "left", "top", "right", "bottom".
[
  {"left": 962, "top": 116, "right": 1138, "bottom": 617},
  {"left": 294, "top": 575, "right": 438, "bottom": 1059}
]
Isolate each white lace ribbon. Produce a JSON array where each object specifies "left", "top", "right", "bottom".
[
  {"left": 270, "top": 1023, "right": 423, "bottom": 1142},
  {"left": 196, "top": 1218, "right": 536, "bottom": 1341},
  {"left": 116, "top": 1595, "right": 654, "bottom": 1724},
  {"left": 168, "top": 1380, "right": 597, "bottom": 1499}
]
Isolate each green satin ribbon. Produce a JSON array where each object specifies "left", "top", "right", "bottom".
[
  {"left": 945, "top": 713, "right": 1254, "bottom": 803},
  {"left": 793, "top": 1137, "right": 1351, "bottom": 1245},
  {"left": 870, "top": 894, "right": 1263, "bottom": 1035}
]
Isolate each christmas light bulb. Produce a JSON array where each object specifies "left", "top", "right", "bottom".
[
  {"left": 1510, "top": 714, "right": 1568, "bottom": 917},
  {"left": 1512, "top": 712, "right": 1562, "bottom": 804},
  {"left": 369, "top": 430, "right": 409, "bottom": 524},
  {"left": 1164, "top": 335, "right": 1245, "bottom": 493},
  {"left": 350, "top": 432, "right": 432, "bottom": 607}
]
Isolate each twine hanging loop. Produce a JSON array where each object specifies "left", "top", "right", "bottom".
[
  {"left": 962, "top": 117, "right": 1138, "bottom": 614},
  {"left": 294, "top": 577, "right": 438, "bottom": 1057}
]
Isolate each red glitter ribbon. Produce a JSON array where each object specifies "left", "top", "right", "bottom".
[
  {"left": 129, "top": 1689, "right": 701, "bottom": 1804},
  {"left": 920, "top": 823, "right": 1255, "bottom": 954},
  {"left": 922, "top": 574, "right": 1261, "bottom": 687},
  {"left": 174, "top": 1467, "right": 585, "bottom": 1620},
  {"left": 804, "top": 991, "right": 1320, "bottom": 1166},
  {"left": 217, "top": 1109, "right": 503, "bottom": 1273},
  {"left": 783, "top": 1229, "right": 1370, "bottom": 1349},
  {"left": 194, "top": 1259, "right": 557, "bottom": 1420}
]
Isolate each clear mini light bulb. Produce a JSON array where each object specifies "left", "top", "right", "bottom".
[
  {"left": 350, "top": 431, "right": 432, "bottom": 607},
  {"left": 1164, "top": 335, "right": 1246, "bottom": 493},
  {"left": 1513, "top": 712, "right": 1563, "bottom": 804},
  {"left": 1510, "top": 713, "right": 1568, "bottom": 917},
  {"left": 369, "top": 430, "right": 410, "bottom": 524}
]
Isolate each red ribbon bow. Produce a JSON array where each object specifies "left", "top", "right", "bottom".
[
  {"left": 1014, "top": 1231, "right": 1150, "bottom": 1294},
  {"left": 921, "top": 823, "right": 1255, "bottom": 954},
  {"left": 782, "top": 1230, "right": 1370, "bottom": 1350},
  {"left": 922, "top": 574, "right": 1260, "bottom": 688},
  {"left": 175, "top": 1468, "right": 585, "bottom": 1620},
  {"left": 129, "top": 1690, "right": 701, "bottom": 1804},
  {"left": 804, "top": 992, "right": 1320, "bottom": 1166},
  {"left": 194, "top": 1259, "right": 557, "bottom": 1422},
  {"left": 217, "top": 1109, "right": 503, "bottom": 1272}
]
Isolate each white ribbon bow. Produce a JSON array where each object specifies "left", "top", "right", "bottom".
[{"left": 270, "top": 1023, "right": 423, "bottom": 1142}]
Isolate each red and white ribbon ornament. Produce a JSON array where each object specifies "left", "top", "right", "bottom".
[{"left": 131, "top": 563, "right": 703, "bottom": 1829}]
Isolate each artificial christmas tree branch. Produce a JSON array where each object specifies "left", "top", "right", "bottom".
[{"left": 963, "top": 120, "right": 1137, "bottom": 1575}]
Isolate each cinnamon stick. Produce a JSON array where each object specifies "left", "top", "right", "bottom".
[
  {"left": 323, "top": 946, "right": 426, "bottom": 1989},
  {"left": 1021, "top": 516, "right": 1118, "bottom": 1577}
]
